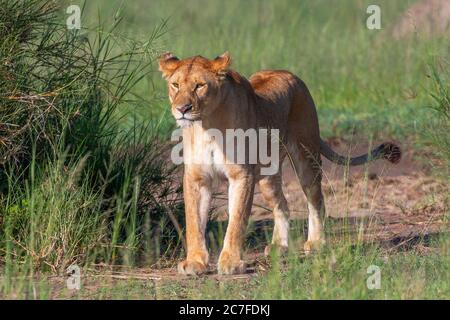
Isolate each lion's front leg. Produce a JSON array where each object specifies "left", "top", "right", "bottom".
[
  {"left": 178, "top": 168, "right": 212, "bottom": 276},
  {"left": 218, "top": 170, "right": 255, "bottom": 275}
]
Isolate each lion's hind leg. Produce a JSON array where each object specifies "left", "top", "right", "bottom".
[
  {"left": 289, "top": 143, "right": 326, "bottom": 254},
  {"left": 258, "top": 173, "right": 290, "bottom": 256}
]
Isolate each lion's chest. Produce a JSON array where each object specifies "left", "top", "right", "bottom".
[{"left": 182, "top": 126, "right": 229, "bottom": 179}]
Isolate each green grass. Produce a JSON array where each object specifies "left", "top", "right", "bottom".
[
  {"left": 0, "top": 0, "right": 184, "bottom": 277},
  {"left": 421, "top": 60, "right": 450, "bottom": 176},
  {"left": 3, "top": 234, "right": 448, "bottom": 299},
  {"left": 83, "top": 0, "right": 448, "bottom": 139},
  {"left": 190, "top": 237, "right": 450, "bottom": 300}
]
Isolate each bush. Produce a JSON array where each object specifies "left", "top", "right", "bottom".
[{"left": 0, "top": 0, "right": 184, "bottom": 272}]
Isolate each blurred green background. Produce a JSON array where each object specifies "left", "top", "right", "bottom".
[{"left": 79, "top": 0, "right": 448, "bottom": 138}]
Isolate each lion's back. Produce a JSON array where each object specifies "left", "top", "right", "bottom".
[{"left": 249, "top": 70, "right": 301, "bottom": 104}]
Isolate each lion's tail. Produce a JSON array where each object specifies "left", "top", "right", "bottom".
[{"left": 319, "top": 139, "right": 401, "bottom": 166}]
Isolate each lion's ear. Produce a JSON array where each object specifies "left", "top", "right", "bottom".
[
  {"left": 158, "top": 52, "right": 180, "bottom": 79},
  {"left": 211, "top": 52, "right": 231, "bottom": 79}
]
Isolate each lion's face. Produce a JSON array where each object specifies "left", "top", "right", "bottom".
[{"left": 159, "top": 52, "right": 231, "bottom": 127}]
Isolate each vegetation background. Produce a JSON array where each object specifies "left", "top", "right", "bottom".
[{"left": 0, "top": 0, "right": 448, "bottom": 299}]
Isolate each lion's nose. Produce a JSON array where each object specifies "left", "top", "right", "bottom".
[{"left": 176, "top": 104, "right": 193, "bottom": 114}]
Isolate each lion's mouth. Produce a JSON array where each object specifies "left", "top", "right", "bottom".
[
  {"left": 176, "top": 114, "right": 201, "bottom": 122},
  {"left": 176, "top": 115, "right": 201, "bottom": 128}
]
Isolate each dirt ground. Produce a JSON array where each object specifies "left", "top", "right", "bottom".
[
  {"left": 211, "top": 138, "right": 448, "bottom": 243},
  {"left": 10, "top": 138, "right": 448, "bottom": 299}
]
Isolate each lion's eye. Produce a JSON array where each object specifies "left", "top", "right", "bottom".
[
  {"left": 171, "top": 82, "right": 179, "bottom": 89},
  {"left": 195, "top": 83, "right": 206, "bottom": 90}
]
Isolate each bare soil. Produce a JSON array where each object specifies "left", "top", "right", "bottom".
[
  {"left": 7, "top": 139, "right": 448, "bottom": 299},
  {"left": 212, "top": 138, "right": 448, "bottom": 244}
]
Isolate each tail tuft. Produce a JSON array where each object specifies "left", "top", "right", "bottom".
[{"left": 380, "top": 142, "right": 401, "bottom": 164}]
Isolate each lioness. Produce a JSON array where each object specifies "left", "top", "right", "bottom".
[{"left": 159, "top": 52, "right": 401, "bottom": 275}]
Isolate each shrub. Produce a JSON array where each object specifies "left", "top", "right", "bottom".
[{"left": 0, "top": 0, "right": 184, "bottom": 272}]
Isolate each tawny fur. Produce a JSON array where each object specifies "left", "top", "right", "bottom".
[{"left": 159, "top": 52, "right": 401, "bottom": 275}]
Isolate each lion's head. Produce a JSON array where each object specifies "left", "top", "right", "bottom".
[{"left": 158, "top": 52, "right": 231, "bottom": 127}]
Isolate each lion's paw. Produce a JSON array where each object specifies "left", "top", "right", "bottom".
[
  {"left": 217, "top": 251, "right": 246, "bottom": 275},
  {"left": 177, "top": 259, "right": 207, "bottom": 276}
]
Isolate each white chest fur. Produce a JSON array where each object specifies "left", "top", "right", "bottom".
[{"left": 182, "top": 122, "right": 228, "bottom": 179}]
